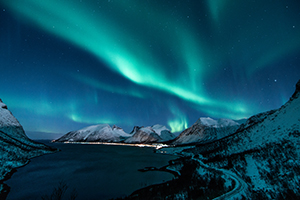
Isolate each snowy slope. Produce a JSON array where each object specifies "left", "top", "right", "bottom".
[
  {"left": 172, "top": 117, "right": 240, "bottom": 145},
  {"left": 152, "top": 124, "right": 176, "bottom": 141},
  {"left": 56, "top": 124, "right": 175, "bottom": 144},
  {"left": 0, "top": 100, "right": 27, "bottom": 141},
  {"left": 125, "top": 125, "right": 175, "bottom": 144},
  {"left": 124, "top": 126, "right": 162, "bottom": 144},
  {"left": 189, "top": 79, "right": 300, "bottom": 198},
  {"left": 55, "top": 124, "right": 131, "bottom": 142},
  {"left": 197, "top": 80, "right": 300, "bottom": 157},
  {"left": 0, "top": 99, "right": 56, "bottom": 198}
]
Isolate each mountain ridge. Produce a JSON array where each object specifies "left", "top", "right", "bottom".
[
  {"left": 172, "top": 117, "right": 240, "bottom": 145},
  {"left": 183, "top": 79, "right": 300, "bottom": 198},
  {"left": 54, "top": 123, "right": 176, "bottom": 144}
]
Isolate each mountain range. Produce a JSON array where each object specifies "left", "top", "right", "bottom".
[
  {"left": 54, "top": 124, "right": 177, "bottom": 144},
  {"left": 2, "top": 78, "right": 299, "bottom": 199},
  {"left": 172, "top": 117, "right": 240, "bottom": 145},
  {"left": 186, "top": 79, "right": 300, "bottom": 198}
]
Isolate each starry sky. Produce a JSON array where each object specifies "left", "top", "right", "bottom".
[{"left": 0, "top": 0, "right": 300, "bottom": 138}]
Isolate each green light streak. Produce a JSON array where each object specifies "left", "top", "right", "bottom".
[
  {"left": 250, "top": 38, "right": 300, "bottom": 76},
  {"left": 168, "top": 119, "right": 188, "bottom": 133},
  {"left": 167, "top": 104, "right": 189, "bottom": 133},
  {"left": 69, "top": 113, "right": 116, "bottom": 125},
  {"left": 3, "top": 0, "right": 252, "bottom": 118},
  {"left": 207, "top": 0, "right": 229, "bottom": 22},
  {"left": 69, "top": 73, "right": 145, "bottom": 98}
]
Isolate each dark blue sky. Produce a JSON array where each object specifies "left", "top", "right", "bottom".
[{"left": 1, "top": 0, "right": 300, "bottom": 137}]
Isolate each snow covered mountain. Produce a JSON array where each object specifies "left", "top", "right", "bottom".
[
  {"left": 124, "top": 124, "right": 175, "bottom": 144},
  {"left": 186, "top": 79, "right": 300, "bottom": 198},
  {"left": 172, "top": 117, "right": 240, "bottom": 145},
  {"left": 56, "top": 124, "right": 175, "bottom": 144},
  {"left": 0, "top": 99, "right": 56, "bottom": 199},
  {"left": 152, "top": 124, "right": 176, "bottom": 142},
  {"left": 54, "top": 124, "right": 131, "bottom": 143}
]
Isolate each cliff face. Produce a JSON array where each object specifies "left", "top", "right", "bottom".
[{"left": 0, "top": 99, "right": 56, "bottom": 199}]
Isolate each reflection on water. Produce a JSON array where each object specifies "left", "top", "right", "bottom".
[{"left": 6, "top": 141, "right": 177, "bottom": 200}]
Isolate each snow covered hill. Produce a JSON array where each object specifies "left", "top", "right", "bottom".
[
  {"left": 172, "top": 117, "right": 240, "bottom": 145},
  {"left": 124, "top": 126, "right": 161, "bottom": 144},
  {"left": 187, "top": 79, "right": 300, "bottom": 198},
  {"left": 152, "top": 124, "right": 176, "bottom": 142},
  {"left": 0, "top": 99, "right": 56, "bottom": 199},
  {"left": 54, "top": 124, "right": 131, "bottom": 143},
  {"left": 124, "top": 124, "right": 175, "bottom": 144},
  {"left": 56, "top": 124, "right": 175, "bottom": 144}
]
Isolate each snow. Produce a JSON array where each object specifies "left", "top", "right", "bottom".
[
  {"left": 152, "top": 124, "right": 170, "bottom": 135},
  {"left": 0, "top": 102, "right": 19, "bottom": 127},
  {"left": 225, "top": 90, "right": 300, "bottom": 155},
  {"left": 55, "top": 124, "right": 131, "bottom": 142},
  {"left": 188, "top": 80, "right": 300, "bottom": 198},
  {"left": 245, "top": 155, "right": 269, "bottom": 190},
  {"left": 124, "top": 127, "right": 161, "bottom": 144},
  {"left": 0, "top": 99, "right": 56, "bottom": 195},
  {"left": 173, "top": 117, "right": 240, "bottom": 145},
  {"left": 140, "top": 126, "right": 155, "bottom": 134},
  {"left": 198, "top": 117, "right": 218, "bottom": 127},
  {"left": 56, "top": 124, "right": 175, "bottom": 144},
  {"left": 0, "top": 100, "right": 27, "bottom": 141},
  {"left": 198, "top": 117, "right": 239, "bottom": 128}
]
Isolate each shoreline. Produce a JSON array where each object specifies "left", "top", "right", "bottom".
[
  {"left": 118, "top": 145, "right": 245, "bottom": 199},
  {"left": 4, "top": 142, "right": 177, "bottom": 200},
  {"left": 0, "top": 143, "right": 59, "bottom": 199},
  {"left": 54, "top": 141, "right": 170, "bottom": 149}
]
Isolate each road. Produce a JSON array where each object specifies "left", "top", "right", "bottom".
[
  {"left": 159, "top": 147, "right": 249, "bottom": 199},
  {"left": 192, "top": 157, "right": 248, "bottom": 200}
]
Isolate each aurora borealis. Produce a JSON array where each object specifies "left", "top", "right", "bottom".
[{"left": 1, "top": 0, "right": 300, "bottom": 137}]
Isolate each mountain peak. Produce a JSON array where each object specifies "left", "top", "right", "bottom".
[
  {"left": 195, "top": 117, "right": 239, "bottom": 128},
  {"left": 112, "top": 125, "right": 122, "bottom": 130},
  {"left": 0, "top": 99, "right": 8, "bottom": 109},
  {"left": 173, "top": 117, "right": 240, "bottom": 145}
]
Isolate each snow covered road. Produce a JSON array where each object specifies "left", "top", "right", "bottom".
[
  {"left": 213, "top": 168, "right": 248, "bottom": 200},
  {"left": 192, "top": 157, "right": 248, "bottom": 200}
]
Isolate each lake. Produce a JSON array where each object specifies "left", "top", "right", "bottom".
[{"left": 5, "top": 141, "right": 177, "bottom": 200}]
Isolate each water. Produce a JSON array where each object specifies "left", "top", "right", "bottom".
[{"left": 5, "top": 141, "right": 177, "bottom": 200}]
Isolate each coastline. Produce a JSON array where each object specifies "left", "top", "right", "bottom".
[
  {"left": 54, "top": 141, "right": 169, "bottom": 150},
  {"left": 4, "top": 142, "right": 177, "bottom": 200},
  {"left": 0, "top": 141, "right": 58, "bottom": 199},
  {"left": 118, "top": 145, "right": 244, "bottom": 200}
]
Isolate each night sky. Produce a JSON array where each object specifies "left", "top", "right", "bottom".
[{"left": 1, "top": 0, "right": 300, "bottom": 138}]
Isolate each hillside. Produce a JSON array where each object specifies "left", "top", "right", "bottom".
[
  {"left": 121, "top": 79, "right": 300, "bottom": 199},
  {"left": 0, "top": 99, "right": 56, "bottom": 199},
  {"left": 172, "top": 117, "right": 240, "bottom": 145}
]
